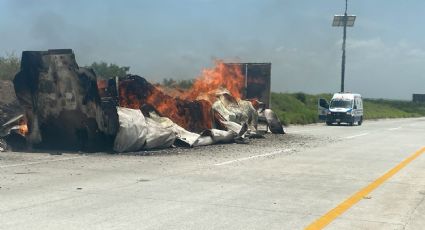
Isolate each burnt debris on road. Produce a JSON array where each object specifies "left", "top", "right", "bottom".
[{"left": 0, "top": 49, "right": 285, "bottom": 153}]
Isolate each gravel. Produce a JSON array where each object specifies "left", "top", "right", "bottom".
[{"left": 123, "top": 133, "right": 336, "bottom": 157}]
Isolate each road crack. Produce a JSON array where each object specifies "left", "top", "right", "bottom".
[{"left": 402, "top": 187, "right": 425, "bottom": 230}]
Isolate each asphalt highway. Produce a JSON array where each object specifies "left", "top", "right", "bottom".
[{"left": 1, "top": 117, "right": 424, "bottom": 229}]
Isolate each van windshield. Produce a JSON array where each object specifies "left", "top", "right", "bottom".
[{"left": 330, "top": 100, "right": 352, "bottom": 109}]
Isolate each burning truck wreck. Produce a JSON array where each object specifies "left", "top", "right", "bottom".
[{"left": 4, "top": 49, "right": 284, "bottom": 153}]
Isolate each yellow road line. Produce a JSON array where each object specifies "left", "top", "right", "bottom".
[{"left": 305, "top": 146, "right": 425, "bottom": 230}]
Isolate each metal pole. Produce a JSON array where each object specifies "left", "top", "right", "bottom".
[
  {"left": 340, "top": 0, "right": 348, "bottom": 92},
  {"left": 244, "top": 63, "right": 248, "bottom": 97}
]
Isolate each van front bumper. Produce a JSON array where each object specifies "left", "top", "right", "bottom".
[{"left": 326, "top": 112, "right": 354, "bottom": 123}]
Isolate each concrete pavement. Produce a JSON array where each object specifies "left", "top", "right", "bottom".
[{"left": 1, "top": 117, "right": 424, "bottom": 229}]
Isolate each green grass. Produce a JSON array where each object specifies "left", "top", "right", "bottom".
[
  {"left": 270, "top": 92, "right": 425, "bottom": 125},
  {"left": 363, "top": 99, "right": 425, "bottom": 119}
]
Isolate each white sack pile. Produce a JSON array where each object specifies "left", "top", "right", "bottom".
[{"left": 113, "top": 107, "right": 248, "bottom": 152}]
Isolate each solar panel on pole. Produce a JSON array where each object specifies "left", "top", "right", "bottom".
[{"left": 332, "top": 0, "right": 356, "bottom": 93}]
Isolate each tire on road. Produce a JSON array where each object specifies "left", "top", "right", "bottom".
[{"left": 358, "top": 116, "right": 363, "bottom": 126}]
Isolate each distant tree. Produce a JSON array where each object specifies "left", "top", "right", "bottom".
[
  {"left": 162, "top": 78, "right": 194, "bottom": 89},
  {"left": 86, "top": 62, "right": 130, "bottom": 79},
  {"left": 162, "top": 78, "right": 176, "bottom": 87},
  {"left": 0, "top": 53, "right": 20, "bottom": 81},
  {"left": 178, "top": 79, "right": 194, "bottom": 89}
]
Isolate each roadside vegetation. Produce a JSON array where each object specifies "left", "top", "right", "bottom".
[
  {"left": 161, "top": 78, "right": 194, "bottom": 89},
  {"left": 85, "top": 62, "right": 130, "bottom": 79},
  {"left": 0, "top": 53, "right": 20, "bottom": 81},
  {"left": 271, "top": 93, "right": 330, "bottom": 125},
  {"left": 363, "top": 99, "right": 425, "bottom": 119},
  {"left": 271, "top": 92, "right": 425, "bottom": 125}
]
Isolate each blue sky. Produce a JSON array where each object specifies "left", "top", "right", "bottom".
[{"left": 1, "top": 0, "right": 424, "bottom": 99}]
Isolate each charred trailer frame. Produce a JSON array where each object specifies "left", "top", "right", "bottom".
[
  {"left": 224, "top": 63, "right": 272, "bottom": 108},
  {"left": 13, "top": 49, "right": 118, "bottom": 151}
]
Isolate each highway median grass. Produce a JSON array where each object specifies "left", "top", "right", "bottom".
[{"left": 271, "top": 92, "right": 425, "bottom": 125}]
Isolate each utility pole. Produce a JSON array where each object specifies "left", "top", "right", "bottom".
[
  {"left": 333, "top": 0, "right": 356, "bottom": 93},
  {"left": 341, "top": 0, "right": 347, "bottom": 92}
]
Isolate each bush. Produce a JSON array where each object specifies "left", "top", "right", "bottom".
[
  {"left": 162, "top": 78, "right": 194, "bottom": 89},
  {"left": 294, "top": 92, "right": 307, "bottom": 104},
  {"left": 86, "top": 62, "right": 130, "bottom": 79},
  {"left": 0, "top": 53, "right": 20, "bottom": 81}
]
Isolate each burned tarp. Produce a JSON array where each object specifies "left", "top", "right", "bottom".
[
  {"left": 113, "top": 107, "right": 176, "bottom": 152},
  {"left": 113, "top": 106, "right": 248, "bottom": 152},
  {"left": 144, "top": 108, "right": 248, "bottom": 147},
  {"left": 143, "top": 109, "right": 200, "bottom": 147},
  {"left": 119, "top": 75, "right": 213, "bottom": 133},
  {"left": 114, "top": 107, "right": 148, "bottom": 152},
  {"left": 13, "top": 49, "right": 118, "bottom": 151},
  {"left": 262, "top": 109, "right": 285, "bottom": 134},
  {"left": 212, "top": 88, "right": 259, "bottom": 135},
  {"left": 249, "top": 100, "right": 285, "bottom": 134},
  {"left": 212, "top": 91, "right": 285, "bottom": 135}
]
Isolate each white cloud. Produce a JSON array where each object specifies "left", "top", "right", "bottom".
[
  {"left": 275, "top": 46, "right": 297, "bottom": 53},
  {"left": 344, "top": 38, "right": 425, "bottom": 61},
  {"left": 346, "top": 38, "right": 385, "bottom": 50},
  {"left": 407, "top": 48, "right": 425, "bottom": 58}
]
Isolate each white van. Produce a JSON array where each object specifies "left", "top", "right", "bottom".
[{"left": 318, "top": 93, "right": 364, "bottom": 126}]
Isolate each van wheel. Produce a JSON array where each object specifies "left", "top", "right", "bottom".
[
  {"left": 326, "top": 121, "right": 332, "bottom": 126},
  {"left": 358, "top": 116, "right": 363, "bottom": 126}
]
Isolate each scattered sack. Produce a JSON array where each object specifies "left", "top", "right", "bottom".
[{"left": 113, "top": 107, "right": 148, "bottom": 152}]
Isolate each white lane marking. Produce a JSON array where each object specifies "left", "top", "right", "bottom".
[
  {"left": 388, "top": 127, "right": 402, "bottom": 131},
  {"left": 0, "top": 156, "right": 86, "bottom": 168},
  {"left": 214, "top": 149, "right": 293, "bottom": 166},
  {"left": 343, "top": 133, "right": 369, "bottom": 139},
  {"left": 289, "top": 129, "right": 315, "bottom": 133}
]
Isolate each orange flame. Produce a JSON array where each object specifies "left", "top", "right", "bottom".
[
  {"left": 118, "top": 61, "right": 246, "bottom": 132},
  {"left": 18, "top": 119, "right": 28, "bottom": 136},
  {"left": 183, "top": 61, "right": 245, "bottom": 102},
  {"left": 118, "top": 76, "right": 213, "bottom": 132}
]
